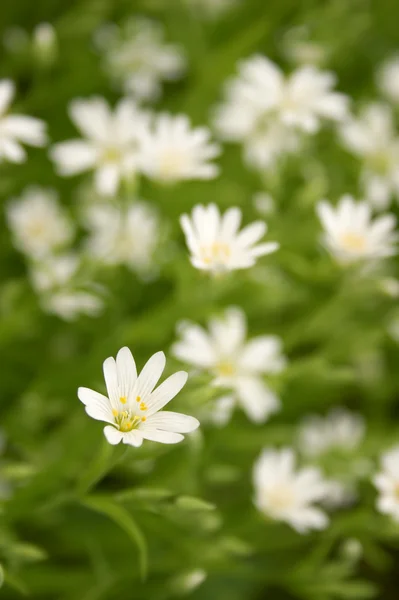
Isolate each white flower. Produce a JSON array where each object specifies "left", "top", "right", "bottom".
[
  {"left": 377, "top": 56, "right": 399, "bottom": 104},
  {"left": 180, "top": 204, "right": 279, "bottom": 273},
  {"left": 214, "top": 55, "right": 348, "bottom": 169},
  {"left": 30, "top": 254, "right": 104, "bottom": 320},
  {"left": 140, "top": 113, "right": 220, "bottom": 183},
  {"left": 97, "top": 18, "right": 186, "bottom": 102},
  {"left": 78, "top": 347, "right": 199, "bottom": 446},
  {"left": 185, "top": 0, "right": 240, "bottom": 19},
  {"left": 316, "top": 194, "right": 398, "bottom": 264},
  {"left": 298, "top": 407, "right": 365, "bottom": 458},
  {"left": 374, "top": 445, "right": 399, "bottom": 521},
  {"left": 83, "top": 201, "right": 159, "bottom": 274},
  {"left": 340, "top": 103, "right": 399, "bottom": 209},
  {"left": 252, "top": 191, "right": 275, "bottom": 215},
  {"left": 50, "top": 97, "right": 150, "bottom": 196},
  {"left": 172, "top": 307, "right": 286, "bottom": 423},
  {"left": 253, "top": 447, "right": 330, "bottom": 533},
  {"left": 0, "top": 79, "right": 47, "bottom": 162},
  {"left": 6, "top": 187, "right": 74, "bottom": 259}
]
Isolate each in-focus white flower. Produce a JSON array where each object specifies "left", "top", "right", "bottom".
[
  {"left": 377, "top": 56, "right": 399, "bottom": 104},
  {"left": 83, "top": 201, "right": 159, "bottom": 274},
  {"left": 6, "top": 187, "right": 74, "bottom": 259},
  {"left": 253, "top": 447, "right": 330, "bottom": 533},
  {"left": 298, "top": 407, "right": 365, "bottom": 457},
  {"left": 50, "top": 97, "right": 150, "bottom": 196},
  {"left": 180, "top": 204, "right": 279, "bottom": 273},
  {"left": 0, "top": 79, "right": 47, "bottom": 162},
  {"left": 172, "top": 307, "right": 286, "bottom": 423},
  {"left": 97, "top": 18, "right": 186, "bottom": 102},
  {"left": 140, "top": 113, "right": 220, "bottom": 183},
  {"left": 340, "top": 103, "right": 399, "bottom": 209},
  {"left": 78, "top": 347, "right": 199, "bottom": 446},
  {"left": 214, "top": 55, "right": 348, "bottom": 169},
  {"left": 374, "top": 445, "right": 399, "bottom": 521},
  {"left": 30, "top": 254, "right": 104, "bottom": 320},
  {"left": 316, "top": 194, "right": 398, "bottom": 264}
]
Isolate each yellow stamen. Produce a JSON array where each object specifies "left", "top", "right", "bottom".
[
  {"left": 139, "top": 402, "right": 148, "bottom": 411},
  {"left": 141, "top": 416, "right": 146, "bottom": 422},
  {"left": 136, "top": 395, "right": 141, "bottom": 402},
  {"left": 216, "top": 361, "right": 235, "bottom": 377},
  {"left": 340, "top": 232, "right": 367, "bottom": 252},
  {"left": 112, "top": 409, "right": 119, "bottom": 417},
  {"left": 120, "top": 396, "right": 127, "bottom": 404}
]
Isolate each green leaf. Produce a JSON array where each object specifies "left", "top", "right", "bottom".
[
  {"left": 81, "top": 495, "right": 148, "bottom": 580},
  {"left": 174, "top": 495, "right": 216, "bottom": 512}
]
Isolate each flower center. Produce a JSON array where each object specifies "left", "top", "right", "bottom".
[
  {"left": 266, "top": 484, "right": 295, "bottom": 512},
  {"left": 27, "top": 220, "right": 48, "bottom": 239},
  {"left": 340, "top": 232, "right": 367, "bottom": 253},
  {"left": 216, "top": 360, "right": 236, "bottom": 377},
  {"left": 201, "top": 242, "right": 231, "bottom": 267},
  {"left": 368, "top": 150, "right": 392, "bottom": 175},
  {"left": 102, "top": 146, "right": 122, "bottom": 163},
  {"left": 112, "top": 395, "right": 147, "bottom": 432},
  {"left": 158, "top": 151, "right": 186, "bottom": 180}
]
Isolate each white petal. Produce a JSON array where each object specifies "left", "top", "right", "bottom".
[
  {"left": 2, "top": 115, "right": 47, "bottom": 146},
  {"left": 69, "top": 97, "right": 111, "bottom": 141},
  {"left": 236, "top": 377, "right": 280, "bottom": 422},
  {"left": 236, "top": 221, "right": 266, "bottom": 247},
  {"left": 103, "top": 426, "right": 124, "bottom": 445},
  {"left": 249, "top": 242, "right": 279, "bottom": 257},
  {"left": 50, "top": 141, "right": 97, "bottom": 175},
  {"left": 94, "top": 164, "right": 120, "bottom": 196},
  {"left": 145, "top": 371, "right": 188, "bottom": 416},
  {"left": 0, "top": 138, "right": 26, "bottom": 162},
  {"left": 122, "top": 430, "right": 143, "bottom": 447},
  {"left": 0, "top": 80, "right": 15, "bottom": 115},
  {"left": 143, "top": 411, "right": 199, "bottom": 433},
  {"left": 136, "top": 351, "right": 166, "bottom": 400},
  {"left": 103, "top": 356, "right": 119, "bottom": 408},
  {"left": 139, "top": 429, "right": 184, "bottom": 444},
  {"left": 116, "top": 347, "right": 137, "bottom": 400}
]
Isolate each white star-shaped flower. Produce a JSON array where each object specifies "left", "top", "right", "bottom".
[
  {"left": 214, "top": 55, "right": 348, "bottom": 170},
  {"left": 374, "top": 446, "right": 399, "bottom": 522},
  {"left": 0, "top": 79, "right": 47, "bottom": 163},
  {"left": 298, "top": 407, "right": 365, "bottom": 458},
  {"left": 50, "top": 97, "right": 150, "bottom": 196},
  {"left": 78, "top": 347, "right": 199, "bottom": 446},
  {"left": 253, "top": 447, "right": 331, "bottom": 533},
  {"left": 317, "top": 194, "right": 398, "bottom": 264},
  {"left": 172, "top": 307, "right": 286, "bottom": 424},
  {"left": 83, "top": 201, "right": 159, "bottom": 275},
  {"left": 140, "top": 113, "right": 220, "bottom": 183},
  {"left": 6, "top": 186, "right": 74, "bottom": 259},
  {"left": 340, "top": 103, "right": 399, "bottom": 209},
  {"left": 180, "top": 204, "right": 279, "bottom": 273}
]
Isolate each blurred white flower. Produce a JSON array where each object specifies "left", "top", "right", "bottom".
[
  {"left": 298, "top": 407, "right": 365, "bottom": 457},
  {"left": 374, "top": 445, "right": 399, "bottom": 521},
  {"left": 84, "top": 201, "right": 159, "bottom": 274},
  {"left": 140, "top": 113, "right": 220, "bottom": 183},
  {"left": 282, "top": 26, "right": 327, "bottom": 67},
  {"left": 316, "top": 194, "right": 398, "bottom": 264},
  {"left": 30, "top": 254, "right": 104, "bottom": 320},
  {"left": 0, "top": 79, "right": 47, "bottom": 162},
  {"left": 32, "top": 22, "right": 57, "bottom": 65},
  {"left": 253, "top": 447, "right": 330, "bottom": 533},
  {"left": 180, "top": 204, "right": 279, "bottom": 273},
  {"left": 6, "top": 187, "right": 74, "bottom": 259},
  {"left": 380, "top": 277, "right": 399, "bottom": 298},
  {"left": 214, "top": 55, "right": 348, "bottom": 169},
  {"left": 97, "top": 18, "right": 186, "bottom": 102},
  {"left": 340, "top": 103, "right": 399, "bottom": 209},
  {"left": 78, "top": 346, "right": 199, "bottom": 446},
  {"left": 252, "top": 191, "right": 275, "bottom": 215},
  {"left": 50, "top": 97, "right": 150, "bottom": 196},
  {"left": 172, "top": 306, "right": 286, "bottom": 423},
  {"left": 377, "top": 56, "right": 399, "bottom": 104}
]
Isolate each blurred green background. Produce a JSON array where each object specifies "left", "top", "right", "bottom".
[{"left": 1, "top": 0, "right": 399, "bottom": 598}]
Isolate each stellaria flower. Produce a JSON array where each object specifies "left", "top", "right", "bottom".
[
  {"left": 316, "top": 194, "right": 398, "bottom": 264},
  {"left": 50, "top": 97, "right": 150, "bottom": 196},
  {"left": 180, "top": 204, "right": 278, "bottom": 273},
  {"left": 140, "top": 113, "right": 220, "bottom": 183},
  {"left": 253, "top": 447, "right": 331, "bottom": 533},
  {"left": 340, "top": 103, "right": 399, "bottom": 209},
  {"left": 374, "top": 445, "right": 399, "bottom": 522},
  {"left": 172, "top": 307, "right": 285, "bottom": 423},
  {"left": 6, "top": 187, "right": 74, "bottom": 259},
  {"left": 213, "top": 55, "right": 348, "bottom": 169},
  {"left": 377, "top": 56, "right": 399, "bottom": 105},
  {"left": 0, "top": 79, "right": 47, "bottom": 162},
  {"left": 78, "top": 347, "right": 199, "bottom": 446},
  {"left": 97, "top": 18, "right": 186, "bottom": 102},
  {"left": 298, "top": 407, "right": 365, "bottom": 457},
  {"left": 83, "top": 201, "right": 159, "bottom": 274}
]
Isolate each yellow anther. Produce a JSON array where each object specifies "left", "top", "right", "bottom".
[
  {"left": 120, "top": 396, "right": 127, "bottom": 404},
  {"left": 112, "top": 409, "right": 119, "bottom": 417},
  {"left": 139, "top": 402, "right": 148, "bottom": 411},
  {"left": 141, "top": 416, "right": 146, "bottom": 422},
  {"left": 136, "top": 395, "right": 141, "bottom": 402}
]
